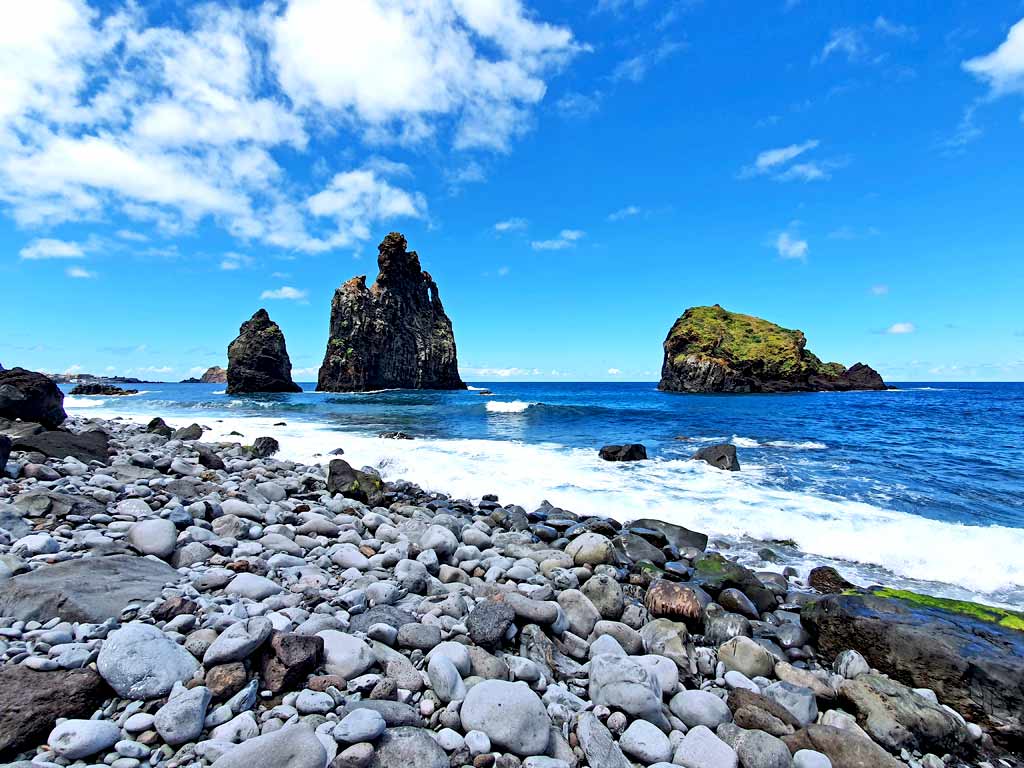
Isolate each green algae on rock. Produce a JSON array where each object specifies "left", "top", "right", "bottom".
[
  {"left": 864, "top": 587, "right": 1024, "bottom": 631},
  {"left": 658, "top": 304, "right": 887, "bottom": 393}
]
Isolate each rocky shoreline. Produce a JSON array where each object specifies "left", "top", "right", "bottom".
[{"left": 0, "top": 412, "right": 1021, "bottom": 768}]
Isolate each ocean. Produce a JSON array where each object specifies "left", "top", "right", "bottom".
[{"left": 63, "top": 381, "right": 1024, "bottom": 608}]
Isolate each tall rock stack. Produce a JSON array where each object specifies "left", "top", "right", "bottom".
[
  {"left": 317, "top": 233, "right": 465, "bottom": 392},
  {"left": 226, "top": 309, "right": 302, "bottom": 394}
]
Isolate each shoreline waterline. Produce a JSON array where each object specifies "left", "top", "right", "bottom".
[{"left": 68, "top": 402, "right": 1024, "bottom": 610}]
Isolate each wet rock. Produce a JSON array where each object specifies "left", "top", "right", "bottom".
[
  {"left": 10, "top": 428, "right": 110, "bottom": 464},
  {"left": 807, "top": 567, "right": 854, "bottom": 594},
  {"left": 645, "top": 580, "right": 708, "bottom": 625},
  {"left": 803, "top": 590, "right": 1024, "bottom": 743},
  {"left": 692, "top": 443, "right": 741, "bottom": 471},
  {"left": 598, "top": 444, "right": 647, "bottom": 462},
  {"left": 328, "top": 458, "right": 385, "bottom": 506}
]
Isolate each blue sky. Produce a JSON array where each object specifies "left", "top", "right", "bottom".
[{"left": 2, "top": 0, "right": 1023, "bottom": 382}]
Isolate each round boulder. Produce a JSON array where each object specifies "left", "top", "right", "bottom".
[{"left": 460, "top": 680, "right": 550, "bottom": 756}]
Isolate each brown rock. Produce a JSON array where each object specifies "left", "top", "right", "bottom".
[
  {"left": 206, "top": 662, "right": 248, "bottom": 699},
  {"left": 0, "top": 666, "right": 109, "bottom": 758},
  {"left": 783, "top": 724, "right": 902, "bottom": 768},
  {"left": 727, "top": 688, "right": 801, "bottom": 738},
  {"left": 259, "top": 632, "right": 324, "bottom": 694},
  {"left": 152, "top": 596, "right": 197, "bottom": 622},
  {"left": 308, "top": 674, "right": 347, "bottom": 692},
  {"left": 644, "top": 579, "right": 706, "bottom": 624},
  {"left": 808, "top": 566, "right": 854, "bottom": 594}
]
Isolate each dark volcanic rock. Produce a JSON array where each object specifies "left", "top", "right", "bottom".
[
  {"left": 226, "top": 308, "right": 302, "bottom": 394},
  {"left": 327, "top": 458, "right": 384, "bottom": 507},
  {"left": 0, "top": 434, "right": 10, "bottom": 474},
  {"left": 808, "top": 565, "right": 855, "bottom": 594},
  {"left": 259, "top": 632, "right": 324, "bottom": 694},
  {"left": 0, "top": 666, "right": 109, "bottom": 759},
  {"left": 69, "top": 383, "right": 138, "bottom": 395},
  {"left": 467, "top": 600, "right": 516, "bottom": 647},
  {"left": 181, "top": 366, "right": 228, "bottom": 384},
  {"left": 0, "top": 554, "right": 180, "bottom": 622},
  {"left": 146, "top": 417, "right": 173, "bottom": 437},
  {"left": 11, "top": 428, "right": 110, "bottom": 464},
  {"left": 803, "top": 590, "right": 1024, "bottom": 745},
  {"left": 598, "top": 443, "right": 648, "bottom": 462},
  {"left": 250, "top": 436, "right": 280, "bottom": 458},
  {"left": 692, "top": 443, "right": 740, "bottom": 471},
  {"left": 317, "top": 232, "right": 465, "bottom": 392},
  {"left": 627, "top": 518, "right": 709, "bottom": 551},
  {"left": 0, "top": 367, "right": 66, "bottom": 428},
  {"left": 658, "top": 305, "right": 888, "bottom": 393}
]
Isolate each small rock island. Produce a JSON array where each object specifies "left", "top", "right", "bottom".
[
  {"left": 659, "top": 305, "right": 887, "bottom": 393},
  {"left": 317, "top": 233, "right": 465, "bottom": 392},
  {"left": 226, "top": 309, "right": 302, "bottom": 395}
]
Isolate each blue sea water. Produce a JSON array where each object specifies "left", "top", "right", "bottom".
[{"left": 64, "top": 381, "right": 1024, "bottom": 607}]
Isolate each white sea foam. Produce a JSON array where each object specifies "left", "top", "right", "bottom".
[
  {"left": 64, "top": 396, "right": 105, "bottom": 408},
  {"left": 466, "top": 385, "right": 488, "bottom": 391},
  {"left": 765, "top": 440, "right": 828, "bottom": 450},
  {"left": 730, "top": 436, "right": 761, "bottom": 448},
  {"left": 212, "top": 389, "right": 226, "bottom": 395},
  {"left": 68, "top": 407, "right": 1024, "bottom": 604},
  {"left": 485, "top": 400, "right": 534, "bottom": 413}
]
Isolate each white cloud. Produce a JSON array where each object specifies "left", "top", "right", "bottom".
[
  {"left": 306, "top": 169, "right": 427, "bottom": 250},
  {"left": 608, "top": 205, "right": 641, "bottom": 221},
  {"left": 497, "top": 265, "right": 510, "bottom": 276},
  {"left": 531, "top": 229, "right": 585, "bottom": 250},
  {"left": 270, "top": 0, "right": 581, "bottom": 152},
  {"left": 495, "top": 217, "right": 528, "bottom": 233},
  {"left": 19, "top": 238, "right": 85, "bottom": 259},
  {"left": 963, "top": 18, "right": 1024, "bottom": 96},
  {"left": 611, "top": 40, "right": 686, "bottom": 84},
  {"left": 460, "top": 366, "right": 546, "bottom": 377},
  {"left": 291, "top": 365, "right": 320, "bottom": 378},
  {"left": 66, "top": 266, "right": 95, "bottom": 278},
  {"left": 64, "top": 364, "right": 83, "bottom": 375},
  {"left": 886, "top": 322, "right": 915, "bottom": 334},
  {"left": 220, "top": 252, "right": 253, "bottom": 270},
  {"left": 775, "top": 231, "right": 808, "bottom": 261},
  {"left": 261, "top": 285, "right": 307, "bottom": 300},
  {"left": 819, "top": 28, "right": 867, "bottom": 63},
  {"left": 0, "top": 0, "right": 578, "bottom": 252},
  {"left": 607, "top": 367, "right": 621, "bottom": 375},
  {"left": 874, "top": 16, "right": 917, "bottom": 40},
  {"left": 556, "top": 90, "right": 602, "bottom": 118},
  {"left": 746, "top": 140, "right": 819, "bottom": 173},
  {"left": 115, "top": 229, "right": 148, "bottom": 242},
  {"left": 871, "top": 284, "right": 890, "bottom": 295}
]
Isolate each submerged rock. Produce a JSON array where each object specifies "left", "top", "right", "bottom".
[
  {"left": 598, "top": 443, "right": 648, "bottom": 461},
  {"left": 692, "top": 443, "right": 741, "bottom": 471},
  {"left": 0, "top": 367, "right": 66, "bottom": 428},
  {"left": 658, "top": 305, "right": 887, "bottom": 393},
  {"left": 226, "top": 309, "right": 302, "bottom": 394},
  {"left": 317, "top": 232, "right": 465, "bottom": 392}
]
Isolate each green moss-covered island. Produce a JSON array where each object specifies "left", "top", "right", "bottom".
[{"left": 658, "top": 304, "right": 888, "bottom": 393}]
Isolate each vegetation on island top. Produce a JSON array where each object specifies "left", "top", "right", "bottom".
[{"left": 666, "top": 305, "right": 846, "bottom": 379}]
